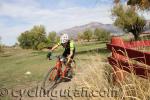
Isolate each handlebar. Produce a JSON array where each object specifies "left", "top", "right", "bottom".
[
  {"left": 47, "top": 52, "right": 75, "bottom": 64},
  {"left": 48, "top": 54, "right": 75, "bottom": 63}
]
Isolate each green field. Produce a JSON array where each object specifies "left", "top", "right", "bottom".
[{"left": 0, "top": 41, "right": 109, "bottom": 89}]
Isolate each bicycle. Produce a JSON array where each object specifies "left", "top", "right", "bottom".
[{"left": 42, "top": 55, "right": 76, "bottom": 89}]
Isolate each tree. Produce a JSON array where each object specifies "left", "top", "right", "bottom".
[
  {"left": 94, "top": 28, "right": 111, "bottom": 41},
  {"left": 77, "top": 32, "right": 83, "bottom": 41},
  {"left": 37, "top": 42, "right": 47, "bottom": 50},
  {"left": 101, "top": 30, "right": 111, "bottom": 41},
  {"left": 0, "top": 36, "right": 2, "bottom": 52},
  {"left": 55, "top": 36, "right": 60, "bottom": 43},
  {"left": 127, "top": 0, "right": 150, "bottom": 10},
  {"left": 112, "top": 5, "right": 146, "bottom": 40},
  {"left": 48, "top": 31, "right": 57, "bottom": 43},
  {"left": 114, "top": 0, "right": 150, "bottom": 10},
  {"left": 0, "top": 36, "right": 1, "bottom": 44},
  {"left": 83, "top": 29, "right": 93, "bottom": 42},
  {"left": 18, "top": 25, "right": 47, "bottom": 50},
  {"left": 94, "top": 28, "right": 102, "bottom": 41},
  {"left": 18, "top": 31, "right": 32, "bottom": 49},
  {"left": 30, "top": 25, "right": 47, "bottom": 49}
]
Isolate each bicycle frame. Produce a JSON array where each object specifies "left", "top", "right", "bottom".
[
  {"left": 52, "top": 56, "right": 69, "bottom": 80},
  {"left": 48, "top": 55, "right": 76, "bottom": 82},
  {"left": 55, "top": 57, "right": 63, "bottom": 77},
  {"left": 42, "top": 55, "right": 76, "bottom": 89}
]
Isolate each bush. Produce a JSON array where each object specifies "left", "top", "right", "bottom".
[
  {"left": 37, "top": 42, "right": 47, "bottom": 50},
  {"left": 18, "top": 25, "right": 47, "bottom": 50}
]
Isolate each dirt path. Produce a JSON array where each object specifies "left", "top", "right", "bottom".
[
  {"left": 13, "top": 55, "right": 113, "bottom": 100},
  {"left": 19, "top": 67, "right": 80, "bottom": 100}
]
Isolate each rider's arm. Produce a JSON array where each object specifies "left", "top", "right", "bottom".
[
  {"left": 67, "top": 50, "right": 73, "bottom": 63},
  {"left": 47, "top": 43, "right": 60, "bottom": 59},
  {"left": 50, "top": 44, "right": 59, "bottom": 52},
  {"left": 50, "top": 42, "right": 61, "bottom": 52}
]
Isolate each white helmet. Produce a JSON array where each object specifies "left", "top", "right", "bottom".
[{"left": 60, "top": 34, "right": 69, "bottom": 43}]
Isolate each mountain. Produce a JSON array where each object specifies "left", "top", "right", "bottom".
[{"left": 59, "top": 22, "right": 124, "bottom": 38}]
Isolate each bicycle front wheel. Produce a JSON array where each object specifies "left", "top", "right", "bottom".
[{"left": 42, "top": 67, "right": 58, "bottom": 89}]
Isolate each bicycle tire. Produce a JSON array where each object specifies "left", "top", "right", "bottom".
[{"left": 42, "top": 67, "right": 58, "bottom": 89}]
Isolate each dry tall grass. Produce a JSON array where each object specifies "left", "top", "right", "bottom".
[
  {"left": 70, "top": 54, "right": 117, "bottom": 100},
  {"left": 72, "top": 54, "right": 150, "bottom": 100}
]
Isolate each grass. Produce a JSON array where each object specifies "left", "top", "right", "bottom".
[
  {"left": 113, "top": 72, "right": 150, "bottom": 100},
  {"left": 104, "top": 38, "right": 150, "bottom": 100},
  {"left": 134, "top": 46, "right": 150, "bottom": 52},
  {"left": 2, "top": 38, "right": 150, "bottom": 100},
  {"left": 0, "top": 41, "right": 110, "bottom": 100},
  {"left": 71, "top": 51, "right": 150, "bottom": 100},
  {"left": 67, "top": 54, "right": 117, "bottom": 100},
  {"left": 0, "top": 41, "right": 108, "bottom": 89},
  {"left": 72, "top": 37, "right": 150, "bottom": 100},
  {"left": 0, "top": 48, "right": 53, "bottom": 88}
]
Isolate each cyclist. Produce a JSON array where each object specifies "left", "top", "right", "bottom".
[{"left": 47, "top": 33, "right": 75, "bottom": 78}]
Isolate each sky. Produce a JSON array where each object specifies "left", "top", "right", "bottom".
[{"left": 0, "top": 0, "right": 149, "bottom": 45}]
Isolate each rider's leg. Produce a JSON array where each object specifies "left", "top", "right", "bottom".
[
  {"left": 62, "top": 66, "right": 68, "bottom": 77},
  {"left": 61, "top": 49, "right": 75, "bottom": 78},
  {"left": 62, "top": 56, "right": 74, "bottom": 78}
]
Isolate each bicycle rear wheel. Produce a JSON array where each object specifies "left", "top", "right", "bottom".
[{"left": 42, "top": 67, "right": 58, "bottom": 89}]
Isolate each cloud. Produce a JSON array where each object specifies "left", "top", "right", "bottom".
[
  {"left": 0, "top": 23, "right": 33, "bottom": 45},
  {"left": 138, "top": 11, "right": 150, "bottom": 20},
  {"left": 2, "top": 0, "right": 143, "bottom": 45}
]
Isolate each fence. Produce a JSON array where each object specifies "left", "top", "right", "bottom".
[{"left": 107, "top": 36, "right": 150, "bottom": 82}]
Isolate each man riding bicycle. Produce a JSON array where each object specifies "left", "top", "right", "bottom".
[{"left": 47, "top": 33, "right": 75, "bottom": 78}]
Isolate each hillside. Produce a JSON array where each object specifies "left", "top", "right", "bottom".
[{"left": 59, "top": 22, "right": 124, "bottom": 38}]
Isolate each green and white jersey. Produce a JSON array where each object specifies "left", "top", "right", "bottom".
[{"left": 57, "top": 40, "right": 75, "bottom": 51}]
